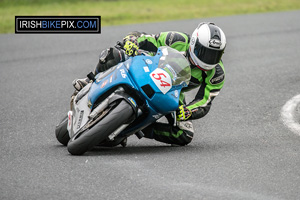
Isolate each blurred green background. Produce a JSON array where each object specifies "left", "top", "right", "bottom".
[{"left": 1, "top": 0, "right": 300, "bottom": 33}]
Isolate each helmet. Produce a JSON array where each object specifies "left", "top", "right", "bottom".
[{"left": 189, "top": 22, "right": 226, "bottom": 71}]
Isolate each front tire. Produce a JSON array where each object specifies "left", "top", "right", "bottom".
[{"left": 67, "top": 100, "right": 134, "bottom": 155}]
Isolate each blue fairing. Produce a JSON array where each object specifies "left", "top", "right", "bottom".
[
  {"left": 88, "top": 47, "right": 190, "bottom": 136},
  {"left": 88, "top": 48, "right": 183, "bottom": 115},
  {"left": 88, "top": 60, "right": 136, "bottom": 106},
  {"left": 127, "top": 52, "right": 182, "bottom": 114}
]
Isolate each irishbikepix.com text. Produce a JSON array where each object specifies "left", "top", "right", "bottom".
[{"left": 15, "top": 16, "right": 101, "bottom": 34}]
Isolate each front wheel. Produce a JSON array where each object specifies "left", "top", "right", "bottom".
[{"left": 67, "top": 100, "right": 134, "bottom": 155}]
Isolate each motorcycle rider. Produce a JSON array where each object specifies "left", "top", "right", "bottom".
[{"left": 73, "top": 22, "right": 226, "bottom": 146}]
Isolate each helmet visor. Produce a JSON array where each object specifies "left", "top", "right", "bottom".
[{"left": 194, "top": 40, "right": 224, "bottom": 65}]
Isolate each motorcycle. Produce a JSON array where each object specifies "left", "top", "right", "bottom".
[{"left": 55, "top": 46, "right": 191, "bottom": 155}]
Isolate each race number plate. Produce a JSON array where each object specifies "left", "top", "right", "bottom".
[{"left": 150, "top": 68, "right": 172, "bottom": 94}]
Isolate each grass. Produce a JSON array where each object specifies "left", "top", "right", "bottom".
[{"left": 1, "top": 0, "right": 300, "bottom": 33}]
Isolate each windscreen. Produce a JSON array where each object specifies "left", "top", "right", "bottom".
[{"left": 157, "top": 47, "right": 191, "bottom": 87}]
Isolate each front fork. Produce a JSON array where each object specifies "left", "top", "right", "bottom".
[{"left": 69, "top": 86, "right": 141, "bottom": 141}]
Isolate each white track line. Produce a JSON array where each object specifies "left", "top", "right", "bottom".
[{"left": 281, "top": 94, "right": 300, "bottom": 136}]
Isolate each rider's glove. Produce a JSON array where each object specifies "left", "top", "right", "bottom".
[
  {"left": 123, "top": 35, "right": 139, "bottom": 56},
  {"left": 176, "top": 105, "right": 192, "bottom": 121}
]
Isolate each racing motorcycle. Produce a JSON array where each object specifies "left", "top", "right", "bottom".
[{"left": 55, "top": 46, "right": 191, "bottom": 155}]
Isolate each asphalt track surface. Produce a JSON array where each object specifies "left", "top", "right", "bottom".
[{"left": 1, "top": 11, "right": 300, "bottom": 200}]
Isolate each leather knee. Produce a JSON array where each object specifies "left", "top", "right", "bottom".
[{"left": 95, "top": 46, "right": 126, "bottom": 74}]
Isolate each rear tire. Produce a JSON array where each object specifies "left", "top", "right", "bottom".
[
  {"left": 67, "top": 100, "right": 134, "bottom": 155},
  {"left": 55, "top": 115, "right": 70, "bottom": 146}
]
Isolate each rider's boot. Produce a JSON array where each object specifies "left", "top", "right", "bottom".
[
  {"left": 142, "top": 121, "right": 194, "bottom": 146},
  {"left": 72, "top": 78, "right": 90, "bottom": 91}
]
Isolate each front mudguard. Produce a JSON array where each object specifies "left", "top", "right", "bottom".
[{"left": 108, "top": 92, "right": 138, "bottom": 124}]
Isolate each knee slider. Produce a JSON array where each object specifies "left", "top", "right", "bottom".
[{"left": 175, "top": 121, "right": 194, "bottom": 145}]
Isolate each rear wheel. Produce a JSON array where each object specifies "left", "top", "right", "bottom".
[
  {"left": 67, "top": 100, "right": 134, "bottom": 155},
  {"left": 55, "top": 115, "right": 70, "bottom": 146}
]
